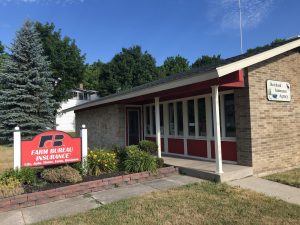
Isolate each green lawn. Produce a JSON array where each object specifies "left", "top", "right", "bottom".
[
  {"left": 265, "top": 168, "right": 300, "bottom": 188},
  {"left": 35, "top": 182, "right": 300, "bottom": 225},
  {"left": 0, "top": 145, "right": 13, "bottom": 173}
]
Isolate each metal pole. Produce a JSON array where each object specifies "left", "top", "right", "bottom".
[{"left": 238, "top": 0, "right": 243, "bottom": 54}]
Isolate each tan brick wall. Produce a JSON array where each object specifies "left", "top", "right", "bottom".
[
  {"left": 245, "top": 49, "right": 300, "bottom": 174},
  {"left": 75, "top": 104, "right": 126, "bottom": 149}
]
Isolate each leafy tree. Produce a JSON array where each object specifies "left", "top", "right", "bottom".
[
  {"left": 0, "top": 20, "right": 57, "bottom": 143},
  {"left": 0, "top": 41, "right": 4, "bottom": 54},
  {"left": 159, "top": 55, "right": 189, "bottom": 77},
  {"left": 191, "top": 55, "right": 222, "bottom": 68},
  {"left": 97, "top": 46, "right": 159, "bottom": 97},
  {"left": 35, "top": 22, "right": 86, "bottom": 102},
  {"left": 83, "top": 60, "right": 103, "bottom": 90},
  {"left": 247, "top": 38, "right": 286, "bottom": 54}
]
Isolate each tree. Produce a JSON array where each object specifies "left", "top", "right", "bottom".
[
  {"left": 35, "top": 22, "right": 86, "bottom": 102},
  {"left": 0, "top": 20, "right": 57, "bottom": 143},
  {"left": 247, "top": 39, "right": 286, "bottom": 54},
  {"left": 0, "top": 41, "right": 4, "bottom": 54},
  {"left": 83, "top": 60, "right": 103, "bottom": 90},
  {"left": 159, "top": 55, "right": 189, "bottom": 77},
  {"left": 191, "top": 55, "right": 222, "bottom": 68},
  {"left": 97, "top": 46, "right": 159, "bottom": 97}
]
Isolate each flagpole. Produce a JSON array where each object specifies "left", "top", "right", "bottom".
[{"left": 238, "top": 0, "right": 243, "bottom": 53}]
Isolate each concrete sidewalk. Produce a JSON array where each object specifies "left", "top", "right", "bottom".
[
  {"left": 0, "top": 174, "right": 202, "bottom": 225},
  {"left": 228, "top": 176, "right": 300, "bottom": 206}
]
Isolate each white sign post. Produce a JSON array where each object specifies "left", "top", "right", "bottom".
[
  {"left": 13, "top": 127, "right": 21, "bottom": 169},
  {"left": 80, "top": 124, "right": 88, "bottom": 172},
  {"left": 267, "top": 80, "right": 291, "bottom": 102}
]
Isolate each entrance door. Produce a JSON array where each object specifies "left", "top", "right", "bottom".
[{"left": 127, "top": 109, "right": 140, "bottom": 145}]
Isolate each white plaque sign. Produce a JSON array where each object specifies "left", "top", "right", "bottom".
[{"left": 267, "top": 80, "right": 291, "bottom": 102}]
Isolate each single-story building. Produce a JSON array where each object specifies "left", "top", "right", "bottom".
[{"left": 66, "top": 36, "right": 300, "bottom": 175}]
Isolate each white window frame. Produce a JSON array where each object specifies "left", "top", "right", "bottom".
[{"left": 143, "top": 90, "right": 236, "bottom": 161}]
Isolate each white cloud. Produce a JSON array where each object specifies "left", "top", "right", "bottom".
[
  {"left": 0, "top": 0, "right": 84, "bottom": 5},
  {"left": 207, "top": 0, "right": 274, "bottom": 30}
]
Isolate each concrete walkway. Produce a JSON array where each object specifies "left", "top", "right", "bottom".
[
  {"left": 163, "top": 156, "right": 253, "bottom": 182},
  {"left": 0, "top": 175, "right": 202, "bottom": 225},
  {"left": 228, "top": 176, "right": 300, "bottom": 205}
]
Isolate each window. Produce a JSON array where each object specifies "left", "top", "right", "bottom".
[
  {"left": 198, "top": 98, "right": 206, "bottom": 136},
  {"left": 84, "top": 93, "right": 88, "bottom": 100},
  {"left": 152, "top": 106, "right": 156, "bottom": 135},
  {"left": 224, "top": 94, "right": 236, "bottom": 137},
  {"left": 169, "top": 103, "right": 175, "bottom": 135},
  {"left": 78, "top": 93, "right": 84, "bottom": 100},
  {"left": 145, "top": 106, "right": 150, "bottom": 135},
  {"left": 160, "top": 105, "right": 164, "bottom": 135},
  {"left": 187, "top": 100, "right": 195, "bottom": 136},
  {"left": 176, "top": 102, "right": 183, "bottom": 136},
  {"left": 72, "top": 92, "right": 78, "bottom": 99}
]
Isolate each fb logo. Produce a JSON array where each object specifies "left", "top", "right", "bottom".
[{"left": 39, "top": 135, "right": 64, "bottom": 148}]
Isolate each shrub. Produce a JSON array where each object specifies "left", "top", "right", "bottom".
[
  {"left": 0, "top": 167, "right": 37, "bottom": 185},
  {"left": 0, "top": 178, "right": 24, "bottom": 198},
  {"left": 123, "top": 146, "right": 157, "bottom": 173},
  {"left": 42, "top": 166, "right": 82, "bottom": 183},
  {"left": 87, "top": 149, "right": 118, "bottom": 176},
  {"left": 138, "top": 140, "right": 158, "bottom": 155},
  {"left": 156, "top": 157, "right": 164, "bottom": 168},
  {"left": 71, "top": 162, "right": 84, "bottom": 175}
]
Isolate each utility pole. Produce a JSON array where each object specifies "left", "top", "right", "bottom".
[{"left": 238, "top": 0, "right": 243, "bottom": 54}]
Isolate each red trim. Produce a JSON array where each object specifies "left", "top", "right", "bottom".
[
  {"left": 210, "top": 141, "right": 237, "bottom": 161},
  {"left": 168, "top": 138, "right": 184, "bottom": 154},
  {"left": 187, "top": 139, "right": 207, "bottom": 157},
  {"left": 220, "top": 70, "right": 244, "bottom": 87}
]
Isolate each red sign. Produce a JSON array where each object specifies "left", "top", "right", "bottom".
[{"left": 21, "top": 131, "right": 81, "bottom": 167}]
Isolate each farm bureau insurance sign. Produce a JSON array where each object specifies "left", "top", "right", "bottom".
[
  {"left": 267, "top": 80, "right": 291, "bottom": 102},
  {"left": 21, "top": 131, "right": 81, "bottom": 167}
]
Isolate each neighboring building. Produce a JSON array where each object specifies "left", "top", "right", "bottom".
[
  {"left": 56, "top": 88, "right": 98, "bottom": 132},
  {"left": 65, "top": 36, "right": 300, "bottom": 175}
]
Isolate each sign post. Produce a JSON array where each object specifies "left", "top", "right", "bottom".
[
  {"left": 80, "top": 124, "right": 88, "bottom": 159},
  {"left": 81, "top": 124, "right": 88, "bottom": 171},
  {"left": 13, "top": 126, "right": 21, "bottom": 169}
]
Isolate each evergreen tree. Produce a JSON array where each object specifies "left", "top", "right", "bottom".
[{"left": 0, "top": 20, "right": 57, "bottom": 143}]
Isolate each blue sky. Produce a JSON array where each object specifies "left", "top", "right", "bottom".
[{"left": 0, "top": 0, "right": 299, "bottom": 65}]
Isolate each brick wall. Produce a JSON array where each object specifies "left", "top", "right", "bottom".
[
  {"left": 235, "top": 68, "right": 253, "bottom": 167},
  {"left": 75, "top": 104, "right": 126, "bottom": 148},
  {"left": 236, "top": 49, "right": 300, "bottom": 174}
]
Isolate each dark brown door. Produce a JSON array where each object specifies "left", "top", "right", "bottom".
[{"left": 128, "top": 110, "right": 140, "bottom": 145}]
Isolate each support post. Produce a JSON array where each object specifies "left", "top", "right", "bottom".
[
  {"left": 80, "top": 124, "right": 88, "bottom": 168},
  {"left": 211, "top": 86, "right": 223, "bottom": 174},
  {"left": 13, "top": 127, "right": 21, "bottom": 170},
  {"left": 155, "top": 97, "right": 161, "bottom": 158}
]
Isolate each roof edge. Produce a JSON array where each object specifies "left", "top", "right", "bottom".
[{"left": 216, "top": 38, "right": 300, "bottom": 76}]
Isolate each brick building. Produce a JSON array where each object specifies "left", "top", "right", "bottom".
[{"left": 66, "top": 37, "right": 300, "bottom": 175}]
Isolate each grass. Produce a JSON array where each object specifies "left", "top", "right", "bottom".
[
  {"left": 0, "top": 145, "right": 13, "bottom": 173},
  {"left": 34, "top": 182, "right": 300, "bottom": 225},
  {"left": 265, "top": 168, "right": 300, "bottom": 188}
]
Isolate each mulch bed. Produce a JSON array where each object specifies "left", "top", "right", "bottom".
[{"left": 23, "top": 171, "right": 126, "bottom": 193}]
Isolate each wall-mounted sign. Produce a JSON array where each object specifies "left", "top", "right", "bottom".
[
  {"left": 21, "top": 131, "right": 81, "bottom": 167},
  {"left": 267, "top": 80, "right": 291, "bottom": 102}
]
